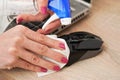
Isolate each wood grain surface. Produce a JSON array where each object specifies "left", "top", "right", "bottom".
[{"left": 0, "top": 0, "right": 120, "bottom": 80}]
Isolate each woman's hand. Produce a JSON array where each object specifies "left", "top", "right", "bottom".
[
  {"left": 16, "top": 0, "right": 61, "bottom": 34},
  {"left": 0, "top": 25, "right": 68, "bottom": 72}
]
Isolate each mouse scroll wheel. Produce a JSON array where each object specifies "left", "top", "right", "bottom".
[{"left": 69, "top": 35, "right": 84, "bottom": 43}]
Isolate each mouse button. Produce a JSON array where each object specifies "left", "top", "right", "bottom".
[
  {"left": 80, "top": 48, "right": 103, "bottom": 60},
  {"left": 77, "top": 39, "right": 103, "bottom": 50}
]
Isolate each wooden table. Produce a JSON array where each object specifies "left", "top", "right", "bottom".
[{"left": 0, "top": 0, "right": 120, "bottom": 80}]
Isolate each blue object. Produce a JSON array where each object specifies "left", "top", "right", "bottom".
[{"left": 48, "top": 0, "right": 71, "bottom": 25}]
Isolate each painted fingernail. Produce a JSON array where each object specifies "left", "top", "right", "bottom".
[
  {"left": 40, "top": 67, "right": 47, "bottom": 72},
  {"left": 59, "top": 43, "right": 65, "bottom": 49},
  {"left": 41, "top": 7, "right": 47, "bottom": 14},
  {"left": 17, "top": 18, "right": 23, "bottom": 24},
  {"left": 53, "top": 66, "right": 61, "bottom": 71},
  {"left": 61, "top": 57, "right": 68, "bottom": 63}
]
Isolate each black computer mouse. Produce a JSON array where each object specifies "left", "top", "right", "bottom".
[
  {"left": 59, "top": 32, "right": 103, "bottom": 66},
  {"left": 5, "top": 19, "right": 103, "bottom": 67}
]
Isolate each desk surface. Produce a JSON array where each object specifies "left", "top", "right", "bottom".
[{"left": 0, "top": 0, "right": 120, "bottom": 80}]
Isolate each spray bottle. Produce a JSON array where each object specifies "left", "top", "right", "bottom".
[{"left": 42, "top": 0, "right": 71, "bottom": 29}]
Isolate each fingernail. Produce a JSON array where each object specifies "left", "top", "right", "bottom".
[
  {"left": 61, "top": 57, "right": 68, "bottom": 63},
  {"left": 59, "top": 43, "right": 65, "bottom": 49},
  {"left": 17, "top": 18, "right": 23, "bottom": 24},
  {"left": 41, "top": 7, "right": 47, "bottom": 14},
  {"left": 40, "top": 67, "right": 47, "bottom": 72},
  {"left": 53, "top": 66, "right": 61, "bottom": 71}
]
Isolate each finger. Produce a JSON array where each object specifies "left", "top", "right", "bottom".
[
  {"left": 16, "top": 13, "right": 49, "bottom": 24},
  {"left": 17, "top": 49, "right": 61, "bottom": 71},
  {"left": 36, "top": 10, "right": 58, "bottom": 34},
  {"left": 37, "top": 0, "right": 48, "bottom": 14},
  {"left": 23, "top": 39, "right": 68, "bottom": 63},
  {"left": 25, "top": 28, "right": 65, "bottom": 50},
  {"left": 38, "top": 19, "right": 61, "bottom": 34},
  {"left": 15, "top": 59, "right": 47, "bottom": 72}
]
